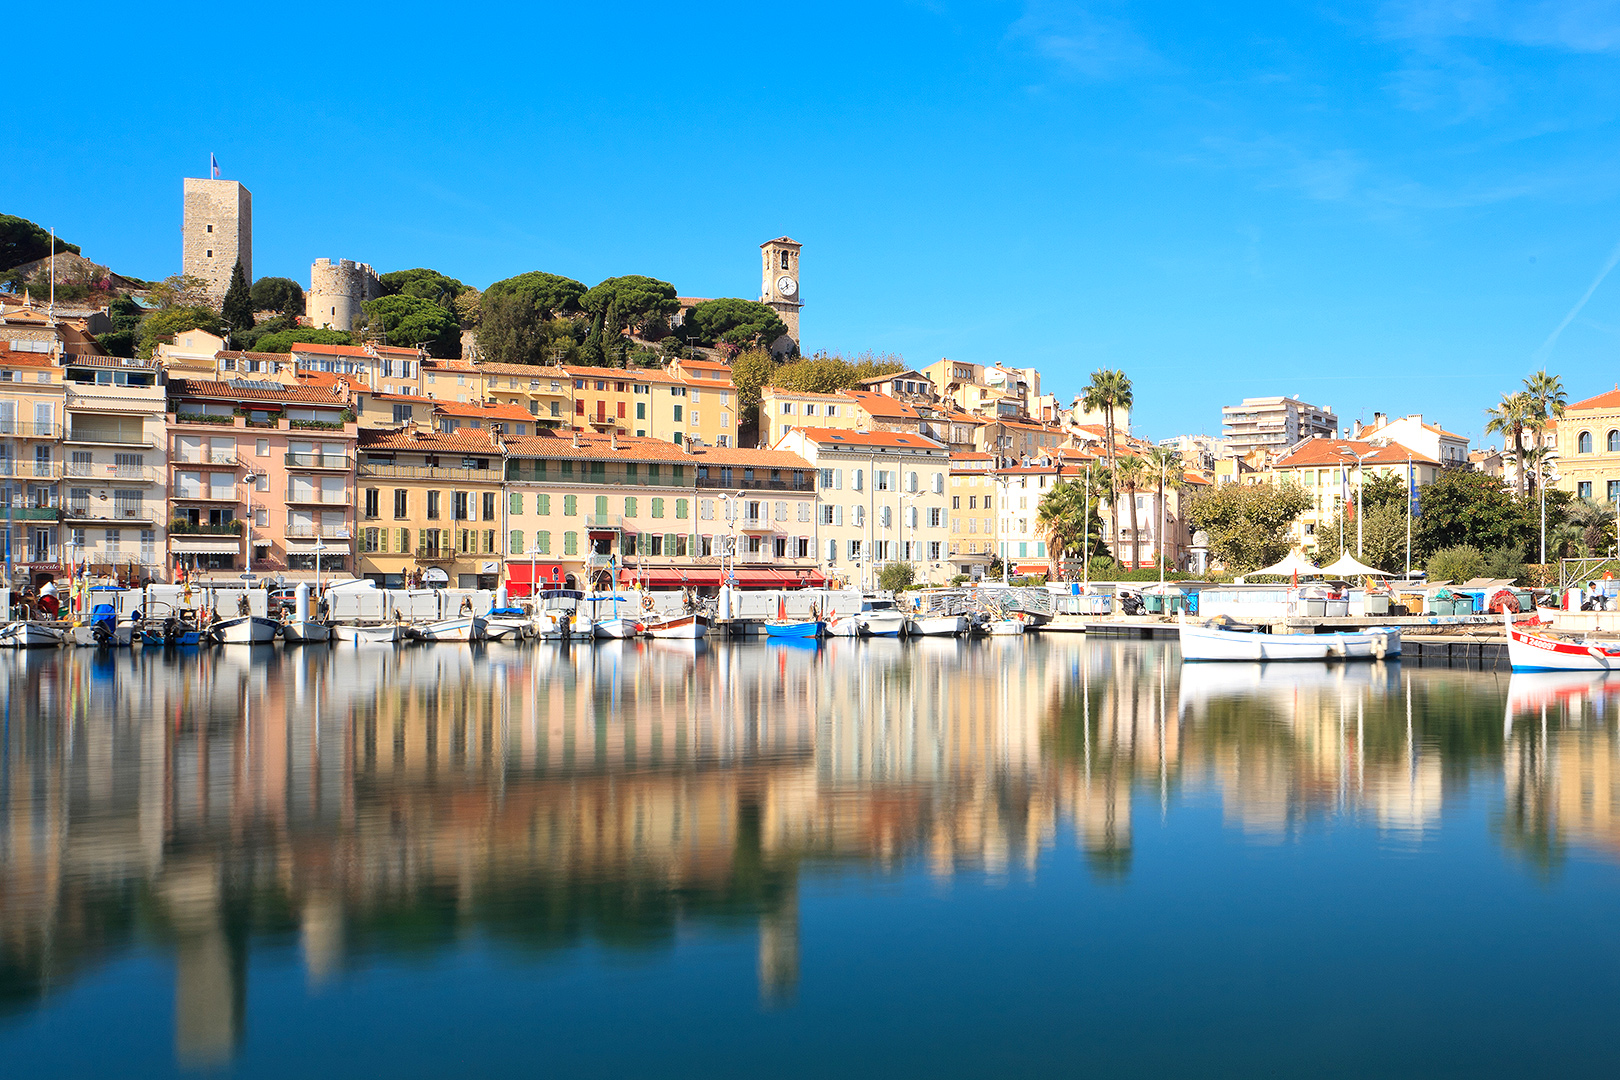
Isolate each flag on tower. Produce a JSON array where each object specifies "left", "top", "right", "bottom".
[{"left": 210, "top": 153, "right": 219, "bottom": 179}]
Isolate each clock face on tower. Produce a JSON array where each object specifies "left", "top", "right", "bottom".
[{"left": 776, "top": 275, "right": 798, "bottom": 298}]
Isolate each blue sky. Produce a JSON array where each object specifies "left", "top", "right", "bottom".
[{"left": 11, "top": 1, "right": 1620, "bottom": 444}]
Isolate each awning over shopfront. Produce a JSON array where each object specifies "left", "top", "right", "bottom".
[
  {"left": 620, "top": 567, "right": 827, "bottom": 588},
  {"left": 505, "top": 561, "right": 570, "bottom": 596},
  {"left": 170, "top": 538, "right": 244, "bottom": 553},
  {"left": 284, "top": 539, "right": 353, "bottom": 553}
]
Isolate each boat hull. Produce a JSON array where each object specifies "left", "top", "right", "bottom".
[
  {"left": 417, "top": 616, "right": 487, "bottom": 642},
  {"left": 71, "top": 623, "right": 133, "bottom": 647},
  {"left": 594, "top": 617, "right": 640, "bottom": 639},
  {"left": 0, "top": 622, "right": 65, "bottom": 648},
  {"left": 765, "top": 620, "right": 824, "bottom": 639},
  {"left": 908, "top": 615, "right": 967, "bottom": 637},
  {"left": 331, "top": 623, "right": 401, "bottom": 645},
  {"left": 644, "top": 614, "right": 709, "bottom": 640},
  {"left": 214, "top": 616, "right": 280, "bottom": 644},
  {"left": 1508, "top": 622, "right": 1620, "bottom": 671},
  {"left": 483, "top": 617, "right": 528, "bottom": 641},
  {"left": 1179, "top": 620, "right": 1400, "bottom": 662},
  {"left": 857, "top": 612, "right": 908, "bottom": 637},
  {"left": 282, "top": 619, "right": 331, "bottom": 643},
  {"left": 986, "top": 619, "right": 1026, "bottom": 636},
  {"left": 826, "top": 616, "right": 859, "bottom": 638}
]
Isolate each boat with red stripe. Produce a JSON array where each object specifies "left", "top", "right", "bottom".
[{"left": 1505, "top": 610, "right": 1620, "bottom": 671}]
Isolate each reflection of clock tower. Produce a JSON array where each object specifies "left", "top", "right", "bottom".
[{"left": 759, "top": 236, "right": 802, "bottom": 347}]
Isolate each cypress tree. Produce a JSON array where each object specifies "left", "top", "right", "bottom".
[{"left": 221, "top": 258, "right": 254, "bottom": 344}]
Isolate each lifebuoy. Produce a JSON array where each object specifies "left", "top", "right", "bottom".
[{"left": 642, "top": 594, "right": 655, "bottom": 612}]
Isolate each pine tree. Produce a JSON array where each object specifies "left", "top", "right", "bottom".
[{"left": 221, "top": 258, "right": 254, "bottom": 344}]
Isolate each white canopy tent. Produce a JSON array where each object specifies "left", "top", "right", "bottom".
[
  {"left": 1321, "top": 553, "right": 1391, "bottom": 578},
  {"left": 1242, "top": 552, "right": 1322, "bottom": 580}
]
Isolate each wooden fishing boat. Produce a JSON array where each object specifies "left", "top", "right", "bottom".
[
  {"left": 281, "top": 619, "right": 331, "bottom": 643},
  {"left": 593, "top": 616, "right": 640, "bottom": 639},
  {"left": 330, "top": 622, "right": 402, "bottom": 645},
  {"left": 0, "top": 621, "right": 65, "bottom": 648},
  {"left": 1179, "top": 617, "right": 1399, "bottom": 662},
  {"left": 642, "top": 613, "right": 708, "bottom": 640},
  {"left": 1506, "top": 611, "right": 1620, "bottom": 672},
  {"left": 417, "top": 616, "right": 486, "bottom": 642},
  {"left": 907, "top": 614, "right": 967, "bottom": 637},
  {"left": 212, "top": 615, "right": 281, "bottom": 644},
  {"left": 765, "top": 619, "right": 824, "bottom": 639},
  {"left": 985, "top": 617, "right": 1026, "bottom": 636}
]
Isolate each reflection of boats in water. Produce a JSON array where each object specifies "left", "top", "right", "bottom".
[
  {"left": 1505, "top": 671, "right": 1620, "bottom": 718},
  {"left": 1177, "top": 660, "right": 1395, "bottom": 715}
]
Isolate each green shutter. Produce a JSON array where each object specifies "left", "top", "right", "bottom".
[
  {"left": 564, "top": 531, "right": 578, "bottom": 556},
  {"left": 664, "top": 532, "right": 676, "bottom": 554},
  {"left": 564, "top": 494, "right": 577, "bottom": 516},
  {"left": 636, "top": 402, "right": 645, "bottom": 420},
  {"left": 510, "top": 530, "right": 523, "bottom": 555},
  {"left": 652, "top": 498, "right": 664, "bottom": 519},
  {"left": 538, "top": 530, "right": 550, "bottom": 555},
  {"left": 510, "top": 492, "right": 524, "bottom": 515},
  {"left": 595, "top": 495, "right": 608, "bottom": 516},
  {"left": 539, "top": 494, "right": 550, "bottom": 515},
  {"left": 625, "top": 497, "right": 637, "bottom": 517},
  {"left": 675, "top": 498, "right": 688, "bottom": 520}
]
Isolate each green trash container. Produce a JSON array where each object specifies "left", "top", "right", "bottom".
[
  {"left": 1144, "top": 594, "right": 1164, "bottom": 614},
  {"left": 1454, "top": 596, "right": 1475, "bottom": 615},
  {"left": 1515, "top": 590, "right": 1533, "bottom": 612}
]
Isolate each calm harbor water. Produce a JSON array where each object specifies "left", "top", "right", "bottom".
[{"left": 1, "top": 637, "right": 1618, "bottom": 1077}]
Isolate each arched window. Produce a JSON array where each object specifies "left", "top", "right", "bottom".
[
  {"left": 1579, "top": 430, "right": 1594, "bottom": 454},
  {"left": 1608, "top": 430, "right": 1619, "bottom": 453}
]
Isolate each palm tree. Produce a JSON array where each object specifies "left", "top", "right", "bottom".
[
  {"left": 1114, "top": 455, "right": 1150, "bottom": 568},
  {"left": 1523, "top": 370, "right": 1566, "bottom": 497},
  {"left": 1484, "top": 391, "right": 1535, "bottom": 496},
  {"left": 1036, "top": 479, "right": 1086, "bottom": 578},
  {"left": 1146, "top": 446, "right": 1186, "bottom": 571},
  {"left": 1081, "top": 369, "right": 1134, "bottom": 490}
]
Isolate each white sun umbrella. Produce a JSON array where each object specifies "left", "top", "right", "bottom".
[
  {"left": 1247, "top": 551, "right": 1322, "bottom": 579},
  {"left": 1321, "top": 552, "right": 1391, "bottom": 577}
]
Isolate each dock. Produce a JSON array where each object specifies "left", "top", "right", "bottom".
[{"left": 1068, "top": 615, "right": 1511, "bottom": 669}]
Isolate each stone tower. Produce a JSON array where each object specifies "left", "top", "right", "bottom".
[
  {"left": 308, "top": 258, "right": 383, "bottom": 332},
  {"left": 759, "top": 237, "right": 801, "bottom": 346},
  {"left": 182, "top": 178, "right": 252, "bottom": 303}
]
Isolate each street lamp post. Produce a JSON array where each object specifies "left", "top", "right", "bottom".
[{"left": 1336, "top": 446, "right": 1376, "bottom": 558}]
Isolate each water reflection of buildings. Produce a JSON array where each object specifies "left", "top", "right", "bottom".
[{"left": 4, "top": 642, "right": 1620, "bottom": 1064}]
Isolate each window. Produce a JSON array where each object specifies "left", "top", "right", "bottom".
[
  {"left": 510, "top": 492, "right": 524, "bottom": 515},
  {"left": 1609, "top": 430, "right": 1620, "bottom": 453},
  {"left": 636, "top": 402, "right": 646, "bottom": 420},
  {"left": 625, "top": 497, "right": 637, "bottom": 517},
  {"left": 564, "top": 531, "right": 579, "bottom": 555},
  {"left": 393, "top": 489, "right": 408, "bottom": 518},
  {"left": 576, "top": 400, "right": 585, "bottom": 415},
  {"left": 1610, "top": 480, "right": 1620, "bottom": 503},
  {"left": 364, "top": 488, "right": 379, "bottom": 517},
  {"left": 483, "top": 492, "right": 496, "bottom": 520},
  {"left": 427, "top": 491, "right": 440, "bottom": 519},
  {"left": 1580, "top": 431, "right": 1594, "bottom": 454},
  {"left": 652, "top": 498, "right": 665, "bottom": 519},
  {"left": 782, "top": 402, "right": 794, "bottom": 414},
  {"left": 1579, "top": 481, "right": 1593, "bottom": 498},
  {"left": 928, "top": 507, "right": 942, "bottom": 528},
  {"left": 595, "top": 495, "right": 608, "bottom": 517},
  {"left": 364, "top": 528, "right": 380, "bottom": 553},
  {"left": 535, "top": 530, "right": 551, "bottom": 554},
  {"left": 564, "top": 494, "right": 577, "bottom": 516},
  {"left": 676, "top": 499, "right": 688, "bottom": 519},
  {"left": 774, "top": 536, "right": 787, "bottom": 558},
  {"left": 952, "top": 496, "right": 960, "bottom": 509},
  {"left": 538, "top": 494, "right": 551, "bottom": 514},
  {"left": 672, "top": 405, "right": 683, "bottom": 422},
  {"left": 876, "top": 471, "right": 890, "bottom": 491},
  {"left": 453, "top": 491, "right": 469, "bottom": 520}
]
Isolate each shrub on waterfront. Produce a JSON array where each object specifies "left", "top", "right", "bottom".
[
  {"left": 1426, "top": 544, "right": 1484, "bottom": 584},
  {"left": 1482, "top": 545, "right": 1526, "bottom": 584},
  {"left": 877, "top": 562, "right": 916, "bottom": 592}
]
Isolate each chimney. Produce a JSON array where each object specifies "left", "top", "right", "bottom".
[
  {"left": 572, "top": 429, "right": 580, "bottom": 449},
  {"left": 1351, "top": 420, "right": 1363, "bottom": 438},
  {"left": 610, "top": 431, "right": 617, "bottom": 452},
  {"left": 1373, "top": 411, "right": 1387, "bottom": 428}
]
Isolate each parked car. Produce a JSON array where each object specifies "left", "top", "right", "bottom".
[{"left": 267, "top": 587, "right": 298, "bottom": 616}]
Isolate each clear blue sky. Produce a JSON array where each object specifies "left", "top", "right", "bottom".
[{"left": 11, "top": 1, "right": 1620, "bottom": 445}]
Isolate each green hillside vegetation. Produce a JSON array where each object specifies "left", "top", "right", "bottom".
[{"left": 0, "top": 214, "right": 79, "bottom": 272}]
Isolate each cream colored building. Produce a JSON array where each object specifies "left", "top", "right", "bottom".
[
  {"left": 948, "top": 453, "right": 998, "bottom": 578},
  {"left": 1267, "top": 436, "right": 1440, "bottom": 555},
  {"left": 1556, "top": 388, "right": 1620, "bottom": 502},
  {"left": 63, "top": 355, "right": 169, "bottom": 581},
  {"left": 773, "top": 427, "right": 952, "bottom": 589}
]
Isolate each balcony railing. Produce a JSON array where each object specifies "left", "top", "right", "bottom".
[
  {"left": 413, "top": 547, "right": 455, "bottom": 562},
  {"left": 586, "top": 514, "right": 623, "bottom": 529},
  {"left": 63, "top": 464, "right": 162, "bottom": 482},
  {"left": 171, "top": 453, "right": 241, "bottom": 467},
  {"left": 357, "top": 462, "right": 502, "bottom": 481},
  {"left": 285, "top": 525, "right": 353, "bottom": 540},
  {"left": 169, "top": 521, "right": 243, "bottom": 535},
  {"left": 286, "top": 490, "right": 350, "bottom": 506},
  {"left": 1, "top": 506, "right": 60, "bottom": 521},
  {"left": 172, "top": 413, "right": 239, "bottom": 426},
  {"left": 285, "top": 453, "right": 352, "bottom": 470},
  {"left": 64, "top": 502, "right": 154, "bottom": 522},
  {"left": 0, "top": 421, "right": 60, "bottom": 438},
  {"left": 171, "top": 487, "right": 239, "bottom": 502},
  {"left": 0, "top": 462, "right": 62, "bottom": 479},
  {"left": 695, "top": 476, "right": 815, "bottom": 491},
  {"left": 62, "top": 430, "right": 154, "bottom": 447}
]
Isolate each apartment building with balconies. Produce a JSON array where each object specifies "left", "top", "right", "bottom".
[
  {"left": 354, "top": 428, "right": 505, "bottom": 589},
  {"left": 61, "top": 355, "right": 168, "bottom": 582},
  {"left": 0, "top": 341, "right": 66, "bottom": 587},
  {"left": 685, "top": 446, "right": 823, "bottom": 588},
  {"left": 948, "top": 452, "right": 998, "bottom": 579},
  {"left": 166, "top": 379, "right": 357, "bottom": 582},
  {"left": 1221, "top": 395, "right": 1339, "bottom": 459}
]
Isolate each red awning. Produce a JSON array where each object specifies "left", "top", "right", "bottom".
[
  {"left": 620, "top": 567, "right": 825, "bottom": 588},
  {"left": 504, "top": 561, "right": 568, "bottom": 597}
]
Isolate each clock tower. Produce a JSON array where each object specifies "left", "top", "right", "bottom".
[{"left": 759, "top": 236, "right": 802, "bottom": 348}]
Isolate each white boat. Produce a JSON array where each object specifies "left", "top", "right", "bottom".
[
  {"left": 0, "top": 621, "right": 65, "bottom": 648},
  {"left": 856, "top": 601, "right": 908, "bottom": 637},
  {"left": 643, "top": 613, "right": 709, "bottom": 640},
  {"left": 212, "top": 615, "right": 281, "bottom": 644},
  {"left": 282, "top": 619, "right": 331, "bottom": 643},
  {"left": 594, "top": 616, "right": 640, "bottom": 639},
  {"left": 907, "top": 614, "right": 967, "bottom": 637},
  {"left": 826, "top": 614, "right": 860, "bottom": 638},
  {"left": 331, "top": 622, "right": 401, "bottom": 645},
  {"left": 484, "top": 607, "right": 533, "bottom": 641},
  {"left": 417, "top": 616, "right": 486, "bottom": 642},
  {"left": 1178, "top": 617, "right": 1399, "bottom": 662},
  {"left": 1506, "top": 611, "right": 1620, "bottom": 671},
  {"left": 70, "top": 622, "right": 135, "bottom": 646},
  {"left": 534, "top": 608, "right": 594, "bottom": 640},
  {"left": 985, "top": 617, "right": 1026, "bottom": 636}
]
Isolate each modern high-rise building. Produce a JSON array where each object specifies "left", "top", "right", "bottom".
[
  {"left": 181, "top": 178, "right": 252, "bottom": 302},
  {"left": 1220, "top": 396, "right": 1338, "bottom": 458}
]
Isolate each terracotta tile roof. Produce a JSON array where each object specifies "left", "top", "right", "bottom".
[
  {"left": 62, "top": 355, "right": 155, "bottom": 369},
  {"left": 167, "top": 377, "right": 348, "bottom": 406},
  {"left": 1183, "top": 472, "right": 1212, "bottom": 486},
  {"left": 761, "top": 386, "right": 851, "bottom": 400},
  {"left": 675, "top": 373, "right": 734, "bottom": 388},
  {"left": 1273, "top": 436, "right": 1439, "bottom": 469},
  {"left": 474, "top": 362, "right": 569, "bottom": 378},
  {"left": 359, "top": 428, "right": 501, "bottom": 452},
  {"left": 423, "top": 359, "right": 480, "bottom": 373},
  {"left": 0, "top": 346, "right": 56, "bottom": 368},
  {"left": 288, "top": 342, "right": 371, "bottom": 358},
  {"left": 684, "top": 446, "right": 813, "bottom": 469},
  {"left": 788, "top": 427, "right": 948, "bottom": 451},
  {"left": 504, "top": 431, "right": 692, "bottom": 463},
  {"left": 951, "top": 452, "right": 995, "bottom": 463},
  {"left": 293, "top": 370, "right": 350, "bottom": 388},
  {"left": 676, "top": 357, "right": 731, "bottom": 371},
  {"left": 842, "top": 390, "right": 919, "bottom": 418},
  {"left": 216, "top": 350, "right": 287, "bottom": 363},
  {"left": 432, "top": 400, "right": 537, "bottom": 422},
  {"left": 1422, "top": 421, "right": 1467, "bottom": 440},
  {"left": 1568, "top": 388, "right": 1620, "bottom": 412},
  {"left": 359, "top": 390, "right": 430, "bottom": 403},
  {"left": 562, "top": 364, "right": 679, "bottom": 383},
  {"left": 371, "top": 344, "right": 423, "bottom": 357}
]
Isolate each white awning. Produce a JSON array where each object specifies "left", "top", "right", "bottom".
[
  {"left": 284, "top": 539, "right": 353, "bottom": 553},
  {"left": 169, "top": 538, "right": 243, "bottom": 553},
  {"left": 1247, "top": 551, "right": 1322, "bottom": 578},
  {"left": 1321, "top": 553, "right": 1391, "bottom": 577}
]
